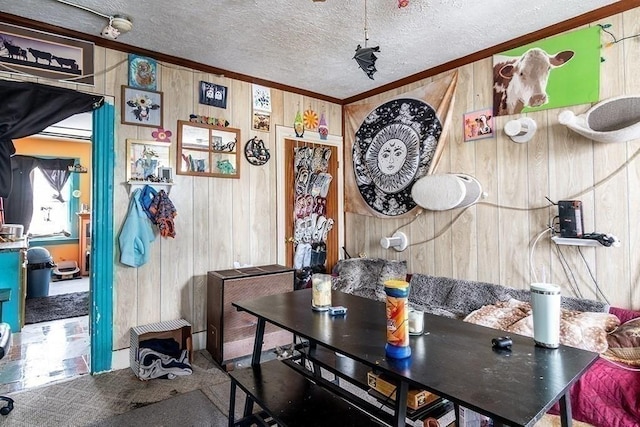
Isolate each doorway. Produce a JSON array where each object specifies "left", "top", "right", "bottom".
[
  {"left": 0, "top": 94, "right": 115, "bottom": 391},
  {"left": 275, "top": 126, "right": 344, "bottom": 276},
  {"left": 0, "top": 115, "right": 93, "bottom": 392},
  {"left": 18, "top": 128, "right": 92, "bottom": 326}
]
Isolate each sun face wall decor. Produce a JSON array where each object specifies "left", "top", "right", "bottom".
[
  {"left": 344, "top": 71, "right": 458, "bottom": 218},
  {"left": 353, "top": 98, "right": 442, "bottom": 216}
]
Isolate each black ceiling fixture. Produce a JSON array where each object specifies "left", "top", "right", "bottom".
[{"left": 353, "top": 0, "right": 380, "bottom": 80}]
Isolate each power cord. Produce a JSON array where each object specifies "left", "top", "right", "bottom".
[
  {"left": 599, "top": 23, "right": 640, "bottom": 47},
  {"left": 386, "top": 143, "right": 640, "bottom": 249},
  {"left": 577, "top": 247, "right": 610, "bottom": 304},
  {"left": 553, "top": 244, "right": 584, "bottom": 299}
]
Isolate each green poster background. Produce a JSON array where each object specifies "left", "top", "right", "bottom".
[{"left": 495, "top": 26, "right": 600, "bottom": 113}]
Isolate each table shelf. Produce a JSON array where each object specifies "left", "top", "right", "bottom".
[{"left": 303, "top": 345, "right": 446, "bottom": 422}]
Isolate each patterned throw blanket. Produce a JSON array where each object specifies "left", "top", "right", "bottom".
[{"left": 464, "top": 298, "right": 620, "bottom": 353}]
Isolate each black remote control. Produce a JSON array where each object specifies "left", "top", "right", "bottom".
[{"left": 492, "top": 336, "right": 513, "bottom": 349}]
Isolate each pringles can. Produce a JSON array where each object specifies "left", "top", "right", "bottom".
[{"left": 384, "top": 279, "right": 411, "bottom": 359}]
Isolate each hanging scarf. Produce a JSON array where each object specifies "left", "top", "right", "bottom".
[{"left": 148, "top": 189, "right": 177, "bottom": 238}]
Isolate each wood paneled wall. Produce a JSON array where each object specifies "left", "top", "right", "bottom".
[
  {"left": 3, "top": 6, "right": 639, "bottom": 356},
  {"left": 2, "top": 46, "right": 342, "bottom": 350},
  {"left": 344, "top": 8, "right": 640, "bottom": 311}
]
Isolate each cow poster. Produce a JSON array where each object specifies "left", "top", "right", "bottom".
[
  {"left": 464, "top": 108, "right": 494, "bottom": 142},
  {"left": 0, "top": 22, "right": 94, "bottom": 85},
  {"left": 492, "top": 26, "right": 600, "bottom": 117}
]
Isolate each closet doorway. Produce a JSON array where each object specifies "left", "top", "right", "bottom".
[{"left": 275, "top": 126, "right": 344, "bottom": 276}]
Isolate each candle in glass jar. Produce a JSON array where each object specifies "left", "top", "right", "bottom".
[
  {"left": 311, "top": 273, "right": 332, "bottom": 311},
  {"left": 409, "top": 309, "right": 424, "bottom": 335}
]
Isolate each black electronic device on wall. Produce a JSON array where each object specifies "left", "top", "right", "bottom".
[{"left": 558, "top": 200, "right": 584, "bottom": 238}]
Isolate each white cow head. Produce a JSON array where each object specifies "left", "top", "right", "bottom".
[
  {"left": 475, "top": 114, "right": 492, "bottom": 135},
  {"left": 498, "top": 48, "right": 574, "bottom": 115}
]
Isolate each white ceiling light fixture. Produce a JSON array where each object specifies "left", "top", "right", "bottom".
[{"left": 53, "top": 0, "right": 133, "bottom": 40}]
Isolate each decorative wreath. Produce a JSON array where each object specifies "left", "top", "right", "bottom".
[{"left": 353, "top": 98, "right": 442, "bottom": 216}]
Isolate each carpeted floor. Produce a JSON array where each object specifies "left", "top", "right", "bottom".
[
  {"left": 24, "top": 291, "right": 89, "bottom": 324},
  {"left": 2, "top": 351, "right": 235, "bottom": 426},
  {"left": 88, "top": 389, "right": 227, "bottom": 426},
  {"left": 0, "top": 350, "right": 593, "bottom": 426}
]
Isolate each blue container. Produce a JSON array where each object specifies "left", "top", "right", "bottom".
[
  {"left": 384, "top": 280, "right": 411, "bottom": 359},
  {"left": 26, "top": 247, "right": 54, "bottom": 298}
]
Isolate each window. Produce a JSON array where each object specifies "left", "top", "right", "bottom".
[{"left": 29, "top": 166, "right": 78, "bottom": 238}]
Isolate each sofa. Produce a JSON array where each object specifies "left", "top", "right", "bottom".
[{"left": 331, "top": 258, "right": 640, "bottom": 427}]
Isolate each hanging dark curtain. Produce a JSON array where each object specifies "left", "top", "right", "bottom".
[
  {"left": 4, "top": 155, "right": 38, "bottom": 232},
  {"left": 0, "top": 80, "right": 104, "bottom": 198},
  {"left": 37, "top": 158, "right": 75, "bottom": 202}
]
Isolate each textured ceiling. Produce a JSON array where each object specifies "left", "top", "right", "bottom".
[{"left": 0, "top": 0, "right": 621, "bottom": 100}]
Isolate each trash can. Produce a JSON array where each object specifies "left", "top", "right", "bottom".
[{"left": 26, "top": 247, "right": 55, "bottom": 298}]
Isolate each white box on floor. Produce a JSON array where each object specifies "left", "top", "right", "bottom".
[
  {"left": 130, "top": 318, "right": 192, "bottom": 379},
  {"left": 459, "top": 406, "right": 493, "bottom": 427}
]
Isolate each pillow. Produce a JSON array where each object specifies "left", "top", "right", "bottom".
[
  {"left": 464, "top": 299, "right": 620, "bottom": 353},
  {"left": 601, "top": 317, "right": 640, "bottom": 366}
]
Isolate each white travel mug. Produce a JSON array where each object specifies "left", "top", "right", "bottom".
[{"left": 530, "top": 283, "right": 561, "bottom": 348}]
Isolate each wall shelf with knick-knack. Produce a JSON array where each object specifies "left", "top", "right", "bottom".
[
  {"left": 125, "top": 181, "right": 174, "bottom": 195},
  {"left": 177, "top": 120, "right": 240, "bottom": 179}
]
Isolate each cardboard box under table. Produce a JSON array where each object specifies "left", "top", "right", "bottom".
[
  {"left": 367, "top": 371, "right": 440, "bottom": 410},
  {"left": 130, "top": 319, "right": 192, "bottom": 379}
]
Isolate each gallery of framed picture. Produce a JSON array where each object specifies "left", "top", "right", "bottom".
[{"left": 177, "top": 120, "right": 240, "bottom": 179}]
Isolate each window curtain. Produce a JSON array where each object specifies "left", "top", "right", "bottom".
[
  {"left": 37, "top": 158, "right": 75, "bottom": 202},
  {"left": 5, "top": 155, "right": 39, "bottom": 232},
  {"left": 0, "top": 80, "right": 104, "bottom": 198},
  {"left": 5, "top": 156, "right": 75, "bottom": 232}
]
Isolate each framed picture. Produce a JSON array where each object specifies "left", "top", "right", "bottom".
[
  {"left": 121, "top": 86, "right": 163, "bottom": 128},
  {"left": 253, "top": 111, "right": 271, "bottom": 132},
  {"left": 463, "top": 108, "right": 494, "bottom": 142},
  {"left": 199, "top": 81, "right": 227, "bottom": 108},
  {"left": 128, "top": 54, "right": 157, "bottom": 90},
  {"left": 126, "top": 140, "right": 171, "bottom": 182},
  {"left": 0, "top": 22, "right": 94, "bottom": 85},
  {"left": 252, "top": 84, "right": 272, "bottom": 112},
  {"left": 157, "top": 167, "right": 173, "bottom": 182},
  {"left": 492, "top": 26, "right": 600, "bottom": 116}
]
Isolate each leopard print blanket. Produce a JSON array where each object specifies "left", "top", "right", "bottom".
[{"left": 464, "top": 298, "right": 620, "bottom": 353}]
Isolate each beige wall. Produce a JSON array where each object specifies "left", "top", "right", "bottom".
[
  {"left": 2, "top": 45, "right": 343, "bottom": 350},
  {"left": 344, "top": 8, "right": 640, "bottom": 311}
]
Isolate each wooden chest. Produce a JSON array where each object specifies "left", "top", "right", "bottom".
[{"left": 206, "top": 264, "right": 294, "bottom": 369}]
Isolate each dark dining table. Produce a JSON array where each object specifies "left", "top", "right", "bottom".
[{"left": 233, "top": 289, "right": 598, "bottom": 427}]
